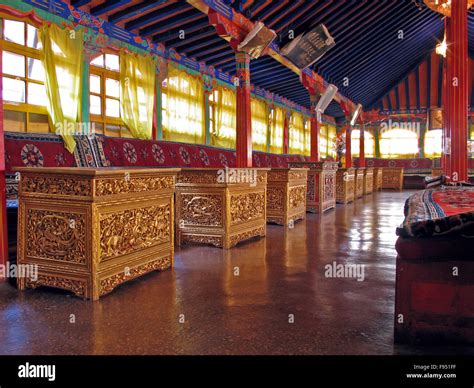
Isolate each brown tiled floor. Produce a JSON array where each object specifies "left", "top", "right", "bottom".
[{"left": 0, "top": 190, "right": 472, "bottom": 355}]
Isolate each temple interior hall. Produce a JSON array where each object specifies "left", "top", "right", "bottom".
[{"left": 0, "top": 0, "right": 473, "bottom": 355}]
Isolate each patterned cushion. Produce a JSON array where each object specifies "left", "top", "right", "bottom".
[{"left": 397, "top": 187, "right": 474, "bottom": 238}]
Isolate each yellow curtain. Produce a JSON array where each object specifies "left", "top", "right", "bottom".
[
  {"left": 327, "top": 125, "right": 337, "bottom": 158},
  {"left": 120, "top": 51, "right": 156, "bottom": 139},
  {"left": 163, "top": 64, "right": 204, "bottom": 144},
  {"left": 304, "top": 117, "right": 311, "bottom": 156},
  {"left": 39, "top": 24, "right": 83, "bottom": 153},
  {"left": 319, "top": 124, "right": 328, "bottom": 158},
  {"left": 270, "top": 106, "right": 284, "bottom": 154},
  {"left": 289, "top": 111, "right": 305, "bottom": 154},
  {"left": 212, "top": 86, "right": 236, "bottom": 148},
  {"left": 251, "top": 98, "right": 268, "bottom": 152}
]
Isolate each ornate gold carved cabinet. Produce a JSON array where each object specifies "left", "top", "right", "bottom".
[
  {"left": 373, "top": 167, "right": 383, "bottom": 191},
  {"left": 175, "top": 168, "right": 269, "bottom": 249},
  {"left": 362, "top": 167, "right": 374, "bottom": 195},
  {"left": 382, "top": 167, "right": 404, "bottom": 190},
  {"left": 266, "top": 168, "right": 307, "bottom": 225},
  {"left": 336, "top": 168, "right": 355, "bottom": 204},
  {"left": 354, "top": 168, "right": 365, "bottom": 198},
  {"left": 17, "top": 167, "right": 179, "bottom": 300},
  {"left": 288, "top": 161, "right": 338, "bottom": 213}
]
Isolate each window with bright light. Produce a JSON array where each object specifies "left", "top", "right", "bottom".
[
  {"left": 162, "top": 68, "right": 205, "bottom": 144},
  {"left": 380, "top": 128, "right": 419, "bottom": 158},
  {"left": 210, "top": 86, "right": 236, "bottom": 149},
  {"left": 251, "top": 98, "right": 268, "bottom": 152},
  {"left": 289, "top": 112, "right": 305, "bottom": 155},
  {"left": 351, "top": 129, "right": 375, "bottom": 157},
  {"left": 90, "top": 53, "right": 130, "bottom": 137},
  {"left": 327, "top": 125, "right": 337, "bottom": 159},
  {"left": 424, "top": 129, "right": 443, "bottom": 158},
  {"left": 1, "top": 18, "right": 49, "bottom": 133},
  {"left": 304, "top": 118, "right": 311, "bottom": 156},
  {"left": 319, "top": 125, "right": 328, "bottom": 158}
]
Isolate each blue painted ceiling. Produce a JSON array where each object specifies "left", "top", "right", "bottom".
[{"left": 75, "top": 0, "right": 474, "bottom": 118}]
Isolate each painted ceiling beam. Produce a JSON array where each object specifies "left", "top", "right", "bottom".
[
  {"left": 186, "top": 0, "right": 356, "bottom": 111},
  {"left": 90, "top": 0, "right": 131, "bottom": 16},
  {"left": 71, "top": 0, "right": 92, "bottom": 7},
  {"left": 125, "top": 2, "right": 189, "bottom": 31},
  {"left": 109, "top": 0, "right": 170, "bottom": 24}
]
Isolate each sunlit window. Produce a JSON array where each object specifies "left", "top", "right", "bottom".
[
  {"left": 380, "top": 128, "right": 419, "bottom": 158},
  {"left": 319, "top": 124, "right": 328, "bottom": 158},
  {"left": 424, "top": 129, "right": 443, "bottom": 158},
  {"left": 162, "top": 67, "right": 205, "bottom": 144},
  {"left": 304, "top": 118, "right": 311, "bottom": 156},
  {"left": 1, "top": 18, "right": 49, "bottom": 133},
  {"left": 252, "top": 98, "right": 268, "bottom": 152},
  {"left": 210, "top": 87, "right": 236, "bottom": 149},
  {"left": 89, "top": 53, "right": 130, "bottom": 137},
  {"left": 289, "top": 112, "right": 305, "bottom": 155},
  {"left": 351, "top": 129, "right": 375, "bottom": 157}
]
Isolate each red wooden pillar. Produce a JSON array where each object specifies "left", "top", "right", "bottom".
[
  {"left": 309, "top": 94, "right": 320, "bottom": 162},
  {"left": 444, "top": 0, "right": 469, "bottom": 182},
  {"left": 235, "top": 52, "right": 252, "bottom": 167},
  {"left": 0, "top": 42, "right": 7, "bottom": 272},
  {"left": 345, "top": 125, "right": 352, "bottom": 168},
  {"left": 359, "top": 122, "right": 366, "bottom": 167}
]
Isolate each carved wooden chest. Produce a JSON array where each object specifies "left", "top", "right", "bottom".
[
  {"left": 373, "top": 167, "right": 383, "bottom": 192},
  {"left": 16, "top": 167, "right": 179, "bottom": 300},
  {"left": 362, "top": 167, "right": 374, "bottom": 195},
  {"left": 266, "top": 168, "right": 307, "bottom": 226},
  {"left": 175, "top": 168, "right": 269, "bottom": 249},
  {"left": 336, "top": 168, "right": 355, "bottom": 204},
  {"left": 287, "top": 161, "right": 338, "bottom": 213},
  {"left": 382, "top": 167, "right": 404, "bottom": 190},
  {"left": 354, "top": 168, "right": 365, "bottom": 198}
]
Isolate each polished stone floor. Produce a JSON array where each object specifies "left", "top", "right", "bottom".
[{"left": 0, "top": 190, "right": 472, "bottom": 355}]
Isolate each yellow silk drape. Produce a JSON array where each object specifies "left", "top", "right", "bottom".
[
  {"left": 327, "top": 124, "right": 337, "bottom": 158},
  {"left": 319, "top": 124, "right": 328, "bottom": 158},
  {"left": 289, "top": 111, "right": 305, "bottom": 154},
  {"left": 304, "top": 117, "right": 311, "bottom": 156},
  {"left": 163, "top": 64, "right": 205, "bottom": 144},
  {"left": 39, "top": 24, "right": 83, "bottom": 153},
  {"left": 251, "top": 98, "right": 268, "bottom": 152},
  {"left": 212, "top": 86, "right": 236, "bottom": 148},
  {"left": 120, "top": 51, "right": 156, "bottom": 139},
  {"left": 270, "top": 106, "right": 284, "bottom": 154}
]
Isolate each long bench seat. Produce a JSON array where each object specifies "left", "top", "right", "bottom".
[{"left": 394, "top": 187, "right": 474, "bottom": 344}]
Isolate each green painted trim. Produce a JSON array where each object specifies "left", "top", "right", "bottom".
[
  {"left": 156, "top": 82, "right": 163, "bottom": 140},
  {"left": 374, "top": 128, "right": 381, "bottom": 158},
  {"left": 418, "top": 123, "right": 426, "bottom": 158},
  {"left": 81, "top": 59, "right": 90, "bottom": 133}
]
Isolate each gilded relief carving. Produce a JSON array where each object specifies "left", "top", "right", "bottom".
[
  {"left": 21, "top": 176, "right": 91, "bottom": 196},
  {"left": 99, "top": 256, "right": 171, "bottom": 295},
  {"left": 230, "top": 192, "right": 265, "bottom": 225},
  {"left": 289, "top": 186, "right": 306, "bottom": 209},
  {"left": 181, "top": 234, "right": 223, "bottom": 247},
  {"left": 26, "top": 275, "right": 86, "bottom": 297},
  {"left": 229, "top": 226, "right": 265, "bottom": 246},
  {"left": 177, "top": 172, "right": 220, "bottom": 185},
  {"left": 266, "top": 187, "right": 285, "bottom": 210},
  {"left": 95, "top": 176, "right": 174, "bottom": 196},
  {"left": 180, "top": 194, "right": 223, "bottom": 227},
  {"left": 100, "top": 204, "right": 171, "bottom": 260},
  {"left": 307, "top": 174, "right": 316, "bottom": 201},
  {"left": 26, "top": 209, "right": 86, "bottom": 264}
]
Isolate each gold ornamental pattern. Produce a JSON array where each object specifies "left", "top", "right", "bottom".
[
  {"left": 95, "top": 176, "right": 174, "bottom": 196},
  {"left": 26, "top": 209, "right": 86, "bottom": 264},
  {"left": 26, "top": 275, "right": 86, "bottom": 297},
  {"left": 21, "top": 175, "right": 91, "bottom": 196},
  {"left": 99, "top": 256, "right": 171, "bottom": 295},
  {"left": 289, "top": 186, "right": 306, "bottom": 209},
  {"left": 177, "top": 172, "right": 220, "bottom": 185},
  {"left": 229, "top": 226, "right": 265, "bottom": 246},
  {"left": 230, "top": 192, "right": 265, "bottom": 225},
  {"left": 180, "top": 194, "right": 223, "bottom": 227},
  {"left": 100, "top": 204, "right": 171, "bottom": 260},
  {"left": 267, "top": 187, "right": 284, "bottom": 210}
]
